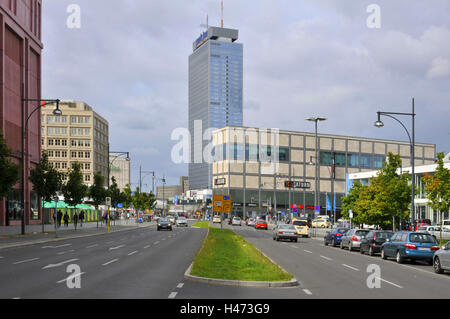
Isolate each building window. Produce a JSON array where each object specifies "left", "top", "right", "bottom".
[
  {"left": 85, "top": 175, "right": 91, "bottom": 182},
  {"left": 48, "top": 151, "right": 54, "bottom": 157},
  {"left": 62, "top": 151, "right": 67, "bottom": 158},
  {"left": 320, "top": 151, "right": 332, "bottom": 165},
  {"left": 62, "top": 162, "right": 67, "bottom": 169},
  {"left": 85, "top": 152, "right": 90, "bottom": 158},
  {"left": 360, "top": 154, "right": 372, "bottom": 168},
  {"left": 55, "top": 139, "right": 60, "bottom": 146},
  {"left": 71, "top": 116, "right": 77, "bottom": 123},
  {"left": 348, "top": 153, "right": 359, "bottom": 167},
  {"left": 78, "top": 152, "right": 84, "bottom": 158},
  {"left": 71, "top": 139, "right": 77, "bottom": 147},
  {"left": 71, "top": 152, "right": 77, "bottom": 158},
  {"left": 62, "top": 139, "right": 67, "bottom": 146},
  {"left": 48, "top": 139, "right": 54, "bottom": 146},
  {"left": 374, "top": 155, "right": 385, "bottom": 169}
]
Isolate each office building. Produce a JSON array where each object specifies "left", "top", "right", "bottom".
[
  {"left": 188, "top": 26, "right": 243, "bottom": 190},
  {"left": 41, "top": 101, "right": 109, "bottom": 186},
  {"left": 109, "top": 152, "right": 131, "bottom": 191}
]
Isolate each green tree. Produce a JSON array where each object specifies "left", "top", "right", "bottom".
[
  {"left": 89, "top": 171, "right": 107, "bottom": 210},
  {"left": 132, "top": 187, "right": 146, "bottom": 211},
  {"left": 341, "top": 181, "right": 375, "bottom": 227},
  {"left": 62, "top": 162, "right": 88, "bottom": 210},
  {"left": 422, "top": 152, "right": 450, "bottom": 245},
  {"left": 29, "top": 151, "right": 63, "bottom": 209},
  {"left": 122, "top": 184, "right": 133, "bottom": 209},
  {"left": 0, "top": 129, "right": 20, "bottom": 199},
  {"left": 107, "top": 176, "right": 123, "bottom": 208}
]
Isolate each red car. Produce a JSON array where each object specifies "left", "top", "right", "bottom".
[{"left": 255, "top": 219, "right": 268, "bottom": 230}]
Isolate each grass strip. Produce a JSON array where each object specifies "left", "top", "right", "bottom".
[
  {"left": 192, "top": 221, "right": 210, "bottom": 228},
  {"left": 191, "top": 227, "right": 293, "bottom": 282}
]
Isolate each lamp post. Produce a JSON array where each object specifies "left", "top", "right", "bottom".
[
  {"left": 375, "top": 98, "right": 416, "bottom": 231},
  {"left": 139, "top": 166, "right": 155, "bottom": 195},
  {"left": 308, "top": 155, "right": 335, "bottom": 223},
  {"left": 305, "top": 117, "right": 327, "bottom": 218},
  {"left": 21, "top": 83, "right": 61, "bottom": 235}
]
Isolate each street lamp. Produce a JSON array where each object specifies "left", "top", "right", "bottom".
[
  {"left": 305, "top": 116, "right": 327, "bottom": 218},
  {"left": 21, "top": 83, "right": 61, "bottom": 235},
  {"left": 139, "top": 166, "right": 155, "bottom": 195},
  {"left": 375, "top": 98, "right": 416, "bottom": 231}
]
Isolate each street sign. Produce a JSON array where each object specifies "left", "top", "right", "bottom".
[
  {"left": 105, "top": 197, "right": 111, "bottom": 206},
  {"left": 213, "top": 195, "right": 231, "bottom": 213},
  {"left": 349, "top": 210, "right": 353, "bottom": 219}
]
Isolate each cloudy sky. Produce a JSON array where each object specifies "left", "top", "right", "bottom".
[{"left": 42, "top": 0, "right": 450, "bottom": 190}]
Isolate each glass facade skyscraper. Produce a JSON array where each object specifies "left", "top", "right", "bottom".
[{"left": 188, "top": 26, "right": 243, "bottom": 190}]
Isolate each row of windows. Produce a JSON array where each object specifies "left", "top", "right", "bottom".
[
  {"left": 49, "top": 162, "right": 91, "bottom": 170},
  {"left": 71, "top": 116, "right": 90, "bottom": 124},
  {"left": 94, "top": 118, "right": 108, "bottom": 132},
  {"left": 94, "top": 141, "right": 108, "bottom": 152},
  {"left": 214, "top": 144, "right": 290, "bottom": 162},
  {"left": 94, "top": 129, "right": 108, "bottom": 143},
  {"left": 71, "top": 151, "right": 91, "bottom": 159},
  {"left": 46, "top": 127, "right": 67, "bottom": 135},
  {"left": 71, "top": 127, "right": 91, "bottom": 136},
  {"left": 47, "top": 150, "right": 68, "bottom": 158},
  {"left": 47, "top": 115, "right": 67, "bottom": 124},
  {"left": 320, "top": 151, "right": 385, "bottom": 169},
  {"left": 71, "top": 139, "right": 91, "bottom": 147}
]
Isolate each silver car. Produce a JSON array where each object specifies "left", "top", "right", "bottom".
[
  {"left": 176, "top": 217, "right": 188, "bottom": 227},
  {"left": 433, "top": 241, "right": 450, "bottom": 274},
  {"left": 340, "top": 229, "right": 370, "bottom": 251},
  {"left": 273, "top": 224, "right": 298, "bottom": 242}
]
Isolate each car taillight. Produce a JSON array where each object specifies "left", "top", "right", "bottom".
[
  {"left": 278, "top": 232, "right": 283, "bottom": 234},
  {"left": 430, "top": 245, "right": 440, "bottom": 251},
  {"left": 405, "top": 243, "right": 417, "bottom": 249},
  {"left": 336, "top": 233, "right": 342, "bottom": 237},
  {"left": 352, "top": 236, "right": 358, "bottom": 241},
  {"left": 373, "top": 235, "right": 377, "bottom": 240}
]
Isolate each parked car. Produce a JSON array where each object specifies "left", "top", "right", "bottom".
[
  {"left": 443, "top": 220, "right": 450, "bottom": 231},
  {"left": 255, "top": 219, "right": 268, "bottom": 230},
  {"left": 340, "top": 229, "right": 370, "bottom": 251},
  {"left": 324, "top": 228, "right": 349, "bottom": 247},
  {"left": 433, "top": 241, "right": 450, "bottom": 274},
  {"left": 292, "top": 219, "right": 310, "bottom": 238},
  {"left": 360, "top": 230, "right": 394, "bottom": 256},
  {"left": 176, "top": 217, "right": 188, "bottom": 227},
  {"left": 312, "top": 218, "right": 331, "bottom": 228},
  {"left": 232, "top": 217, "right": 242, "bottom": 226},
  {"left": 213, "top": 215, "right": 221, "bottom": 223},
  {"left": 273, "top": 224, "right": 298, "bottom": 242},
  {"left": 417, "top": 226, "right": 450, "bottom": 240},
  {"left": 157, "top": 217, "right": 172, "bottom": 231},
  {"left": 381, "top": 232, "right": 440, "bottom": 264}
]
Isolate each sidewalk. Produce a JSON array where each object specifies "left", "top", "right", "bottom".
[{"left": 0, "top": 219, "right": 154, "bottom": 249}]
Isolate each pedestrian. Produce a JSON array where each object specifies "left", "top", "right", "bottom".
[
  {"left": 73, "top": 212, "right": 79, "bottom": 230},
  {"left": 63, "top": 212, "right": 69, "bottom": 227},
  {"left": 57, "top": 210, "right": 63, "bottom": 228},
  {"left": 79, "top": 210, "right": 85, "bottom": 227}
]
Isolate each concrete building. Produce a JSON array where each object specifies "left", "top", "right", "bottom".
[
  {"left": 0, "top": 1, "right": 43, "bottom": 226},
  {"left": 188, "top": 26, "right": 243, "bottom": 190},
  {"left": 212, "top": 126, "right": 436, "bottom": 220},
  {"left": 156, "top": 176, "right": 189, "bottom": 201},
  {"left": 41, "top": 101, "right": 109, "bottom": 186},
  {"left": 348, "top": 153, "right": 450, "bottom": 225},
  {"left": 109, "top": 152, "right": 131, "bottom": 191}
]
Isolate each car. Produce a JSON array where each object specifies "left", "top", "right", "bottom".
[
  {"left": 232, "top": 217, "right": 242, "bottom": 226},
  {"left": 433, "top": 241, "right": 450, "bottom": 274},
  {"left": 417, "top": 226, "right": 450, "bottom": 240},
  {"left": 312, "top": 218, "right": 331, "bottom": 228},
  {"left": 360, "top": 230, "right": 394, "bottom": 256},
  {"left": 443, "top": 220, "right": 450, "bottom": 231},
  {"left": 247, "top": 218, "right": 256, "bottom": 227},
  {"left": 213, "top": 215, "right": 221, "bottom": 223},
  {"left": 292, "top": 219, "right": 310, "bottom": 238},
  {"left": 340, "top": 229, "right": 370, "bottom": 251},
  {"left": 381, "top": 232, "right": 440, "bottom": 264},
  {"left": 255, "top": 219, "right": 268, "bottom": 230},
  {"left": 176, "top": 217, "right": 188, "bottom": 227},
  {"left": 167, "top": 215, "right": 176, "bottom": 225},
  {"left": 157, "top": 217, "right": 172, "bottom": 231},
  {"left": 273, "top": 224, "right": 298, "bottom": 242},
  {"left": 324, "top": 228, "right": 349, "bottom": 247}
]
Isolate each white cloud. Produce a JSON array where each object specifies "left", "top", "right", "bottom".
[{"left": 427, "top": 57, "right": 450, "bottom": 79}]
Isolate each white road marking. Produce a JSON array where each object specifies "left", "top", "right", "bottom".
[
  {"left": 128, "top": 251, "right": 138, "bottom": 256},
  {"left": 303, "top": 250, "right": 313, "bottom": 254},
  {"left": 13, "top": 258, "right": 39, "bottom": 265},
  {"left": 177, "top": 283, "right": 184, "bottom": 289},
  {"left": 290, "top": 245, "right": 298, "bottom": 249},
  {"left": 320, "top": 255, "right": 332, "bottom": 261},
  {"left": 109, "top": 245, "right": 125, "bottom": 251},
  {"left": 106, "top": 241, "right": 115, "bottom": 244},
  {"left": 57, "top": 250, "right": 75, "bottom": 255},
  {"left": 102, "top": 259, "right": 119, "bottom": 266},
  {"left": 342, "top": 264, "right": 360, "bottom": 271},
  {"left": 42, "top": 244, "right": 71, "bottom": 249},
  {"left": 303, "top": 289, "right": 312, "bottom": 295},
  {"left": 154, "top": 241, "right": 160, "bottom": 245},
  {"left": 86, "top": 244, "right": 98, "bottom": 248},
  {"left": 144, "top": 245, "right": 151, "bottom": 249},
  {"left": 57, "top": 272, "right": 85, "bottom": 284},
  {"left": 162, "top": 238, "right": 166, "bottom": 241},
  {"left": 377, "top": 277, "right": 403, "bottom": 288},
  {"left": 168, "top": 292, "right": 178, "bottom": 299},
  {"left": 42, "top": 258, "right": 79, "bottom": 270}
]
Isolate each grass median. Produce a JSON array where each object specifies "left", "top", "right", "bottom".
[
  {"left": 192, "top": 221, "right": 210, "bottom": 228},
  {"left": 191, "top": 226, "right": 293, "bottom": 282}
]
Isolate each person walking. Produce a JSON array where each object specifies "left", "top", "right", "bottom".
[
  {"left": 73, "top": 211, "right": 79, "bottom": 230},
  {"left": 79, "top": 210, "right": 85, "bottom": 227},
  {"left": 63, "top": 212, "right": 69, "bottom": 227},
  {"left": 57, "top": 210, "right": 63, "bottom": 228}
]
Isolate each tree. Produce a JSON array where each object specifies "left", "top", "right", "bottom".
[
  {"left": 62, "top": 162, "right": 88, "bottom": 210},
  {"left": 89, "top": 171, "right": 107, "bottom": 210},
  {"left": 0, "top": 129, "right": 20, "bottom": 199},
  {"left": 107, "top": 176, "right": 123, "bottom": 208},
  {"left": 29, "top": 151, "right": 63, "bottom": 211},
  {"left": 122, "top": 184, "right": 133, "bottom": 209},
  {"left": 422, "top": 152, "right": 450, "bottom": 245}
]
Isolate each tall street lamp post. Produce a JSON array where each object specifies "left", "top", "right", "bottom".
[
  {"left": 374, "top": 98, "right": 416, "bottom": 231},
  {"left": 305, "top": 117, "right": 327, "bottom": 218},
  {"left": 21, "top": 84, "right": 61, "bottom": 235}
]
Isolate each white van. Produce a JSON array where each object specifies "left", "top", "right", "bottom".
[{"left": 443, "top": 220, "right": 450, "bottom": 230}]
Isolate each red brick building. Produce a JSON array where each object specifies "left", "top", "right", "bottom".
[{"left": 0, "top": 0, "right": 43, "bottom": 226}]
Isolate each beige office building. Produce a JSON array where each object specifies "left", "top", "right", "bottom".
[
  {"left": 212, "top": 126, "right": 436, "bottom": 219},
  {"left": 41, "top": 101, "right": 109, "bottom": 186},
  {"left": 109, "top": 153, "right": 131, "bottom": 190}
]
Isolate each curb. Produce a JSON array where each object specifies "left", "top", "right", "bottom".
[
  {"left": 0, "top": 223, "right": 154, "bottom": 250},
  {"left": 183, "top": 227, "right": 299, "bottom": 288}
]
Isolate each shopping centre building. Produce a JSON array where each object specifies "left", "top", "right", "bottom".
[{"left": 211, "top": 126, "right": 436, "bottom": 220}]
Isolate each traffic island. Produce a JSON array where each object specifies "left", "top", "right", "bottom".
[{"left": 185, "top": 227, "right": 298, "bottom": 288}]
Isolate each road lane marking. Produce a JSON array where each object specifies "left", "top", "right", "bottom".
[
  {"left": 86, "top": 244, "right": 98, "bottom": 248},
  {"left": 320, "top": 255, "right": 332, "bottom": 261},
  {"left": 144, "top": 245, "right": 150, "bottom": 249},
  {"left": 42, "top": 258, "right": 79, "bottom": 269},
  {"left": 106, "top": 241, "right": 115, "bottom": 244},
  {"left": 42, "top": 244, "right": 71, "bottom": 249},
  {"left": 177, "top": 283, "right": 184, "bottom": 289},
  {"left": 342, "top": 264, "right": 360, "bottom": 271},
  {"left": 290, "top": 245, "right": 298, "bottom": 249},
  {"left": 13, "top": 258, "right": 39, "bottom": 265},
  {"left": 109, "top": 245, "right": 125, "bottom": 251},
  {"left": 377, "top": 277, "right": 403, "bottom": 288},
  {"left": 162, "top": 238, "right": 166, "bottom": 241},
  {"left": 303, "top": 250, "right": 313, "bottom": 253},
  {"left": 154, "top": 241, "right": 160, "bottom": 245},
  {"left": 57, "top": 272, "right": 85, "bottom": 284},
  {"left": 102, "top": 259, "right": 119, "bottom": 266},
  {"left": 168, "top": 292, "right": 178, "bottom": 299},
  {"left": 128, "top": 251, "right": 138, "bottom": 256},
  {"left": 57, "top": 250, "right": 75, "bottom": 255},
  {"left": 303, "top": 289, "right": 312, "bottom": 295}
]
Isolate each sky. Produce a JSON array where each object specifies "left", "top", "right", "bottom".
[{"left": 42, "top": 0, "right": 450, "bottom": 190}]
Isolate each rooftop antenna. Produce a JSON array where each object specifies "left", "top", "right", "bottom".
[
  {"left": 200, "top": 14, "right": 209, "bottom": 29},
  {"left": 221, "top": 0, "right": 224, "bottom": 28}
]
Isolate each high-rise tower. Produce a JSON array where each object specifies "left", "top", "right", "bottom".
[{"left": 188, "top": 26, "right": 243, "bottom": 190}]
